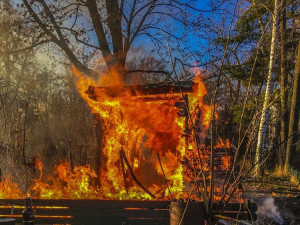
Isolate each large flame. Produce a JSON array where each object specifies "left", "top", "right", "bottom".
[
  {"left": 0, "top": 67, "right": 224, "bottom": 200},
  {"left": 71, "top": 67, "right": 214, "bottom": 200},
  {"left": 31, "top": 161, "right": 99, "bottom": 199}
]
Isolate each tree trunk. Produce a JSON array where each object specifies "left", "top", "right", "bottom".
[
  {"left": 105, "top": 0, "right": 127, "bottom": 82},
  {"left": 284, "top": 37, "right": 300, "bottom": 173},
  {"left": 255, "top": 0, "right": 279, "bottom": 176},
  {"left": 107, "top": 56, "right": 127, "bottom": 83},
  {"left": 279, "top": 0, "right": 288, "bottom": 170}
]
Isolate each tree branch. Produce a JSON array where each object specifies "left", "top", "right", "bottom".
[
  {"left": 129, "top": 1, "right": 158, "bottom": 47},
  {"left": 105, "top": 0, "right": 123, "bottom": 57},
  {"left": 86, "top": 0, "right": 113, "bottom": 60},
  {"left": 23, "top": 0, "right": 96, "bottom": 76},
  {"left": 7, "top": 39, "right": 51, "bottom": 54}
]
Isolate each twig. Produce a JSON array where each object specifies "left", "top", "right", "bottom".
[
  {"left": 160, "top": 28, "right": 211, "bottom": 223},
  {"left": 178, "top": 166, "right": 206, "bottom": 225},
  {"left": 208, "top": 0, "right": 239, "bottom": 216},
  {"left": 120, "top": 149, "right": 155, "bottom": 198},
  {"left": 120, "top": 151, "right": 128, "bottom": 191},
  {"left": 157, "top": 152, "right": 172, "bottom": 199},
  {"left": 215, "top": 215, "right": 252, "bottom": 225},
  {"left": 23, "top": 102, "right": 29, "bottom": 194},
  {"left": 225, "top": 135, "right": 293, "bottom": 204}
]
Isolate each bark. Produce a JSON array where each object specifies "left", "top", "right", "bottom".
[
  {"left": 284, "top": 38, "right": 300, "bottom": 172},
  {"left": 86, "top": 0, "right": 112, "bottom": 61},
  {"left": 105, "top": 0, "right": 123, "bottom": 59},
  {"left": 279, "top": 0, "right": 288, "bottom": 169},
  {"left": 255, "top": 0, "right": 280, "bottom": 176},
  {"left": 86, "top": 0, "right": 126, "bottom": 80}
]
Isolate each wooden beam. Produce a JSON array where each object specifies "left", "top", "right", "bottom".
[
  {"left": 0, "top": 199, "right": 170, "bottom": 208},
  {"left": 86, "top": 81, "right": 197, "bottom": 100}
]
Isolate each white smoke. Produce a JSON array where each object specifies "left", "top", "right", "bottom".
[{"left": 256, "top": 197, "right": 285, "bottom": 225}]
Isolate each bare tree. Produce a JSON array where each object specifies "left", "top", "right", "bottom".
[{"left": 19, "top": 0, "right": 212, "bottom": 81}]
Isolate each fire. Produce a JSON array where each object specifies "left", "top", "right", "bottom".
[
  {"left": 183, "top": 138, "right": 233, "bottom": 182},
  {"left": 72, "top": 67, "right": 214, "bottom": 200},
  {"left": 0, "top": 66, "right": 221, "bottom": 200},
  {"left": 31, "top": 161, "right": 99, "bottom": 199},
  {"left": 220, "top": 156, "right": 231, "bottom": 171},
  {"left": 215, "top": 138, "right": 230, "bottom": 149},
  {"left": 0, "top": 177, "right": 23, "bottom": 199},
  {"left": 35, "top": 158, "right": 43, "bottom": 179}
]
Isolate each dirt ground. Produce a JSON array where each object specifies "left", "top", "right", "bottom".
[{"left": 243, "top": 175, "right": 300, "bottom": 225}]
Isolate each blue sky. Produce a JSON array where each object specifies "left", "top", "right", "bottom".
[
  {"left": 129, "top": 0, "right": 222, "bottom": 66},
  {"left": 11, "top": 0, "right": 234, "bottom": 71}
]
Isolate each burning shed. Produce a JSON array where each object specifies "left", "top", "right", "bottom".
[
  {"left": 73, "top": 66, "right": 233, "bottom": 200},
  {"left": 0, "top": 70, "right": 255, "bottom": 225}
]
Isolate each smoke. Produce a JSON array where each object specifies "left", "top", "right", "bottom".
[{"left": 256, "top": 197, "right": 285, "bottom": 225}]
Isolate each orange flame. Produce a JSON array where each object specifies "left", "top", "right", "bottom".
[
  {"left": 31, "top": 161, "right": 98, "bottom": 199},
  {"left": 0, "top": 67, "right": 219, "bottom": 200},
  {"left": 71, "top": 67, "right": 214, "bottom": 199},
  {"left": 0, "top": 177, "right": 23, "bottom": 199}
]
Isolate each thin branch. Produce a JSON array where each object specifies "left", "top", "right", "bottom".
[
  {"left": 156, "top": 153, "right": 172, "bottom": 199},
  {"left": 4, "top": 39, "right": 49, "bottom": 54},
  {"left": 125, "top": 69, "right": 170, "bottom": 76},
  {"left": 172, "top": 0, "right": 226, "bottom": 13},
  {"left": 120, "top": 149, "right": 155, "bottom": 198}
]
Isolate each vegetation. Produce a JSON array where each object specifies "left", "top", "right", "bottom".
[{"left": 0, "top": 0, "right": 300, "bottom": 224}]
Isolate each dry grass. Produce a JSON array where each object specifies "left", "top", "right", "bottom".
[
  {"left": 290, "top": 174, "right": 300, "bottom": 187},
  {"left": 272, "top": 166, "right": 286, "bottom": 177}
]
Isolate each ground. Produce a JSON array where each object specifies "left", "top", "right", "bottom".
[{"left": 243, "top": 175, "right": 300, "bottom": 225}]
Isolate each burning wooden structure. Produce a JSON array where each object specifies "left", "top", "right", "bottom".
[
  {"left": 85, "top": 80, "right": 235, "bottom": 194},
  {"left": 0, "top": 76, "right": 256, "bottom": 224}
]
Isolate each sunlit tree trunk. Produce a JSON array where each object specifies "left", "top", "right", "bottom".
[
  {"left": 279, "top": 0, "right": 288, "bottom": 170},
  {"left": 284, "top": 37, "right": 300, "bottom": 173},
  {"left": 255, "top": 0, "right": 280, "bottom": 176}
]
